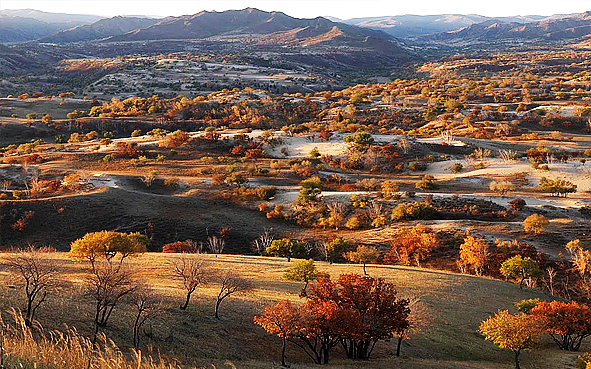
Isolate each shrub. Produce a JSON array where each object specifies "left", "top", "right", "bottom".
[
  {"left": 509, "top": 198, "right": 526, "bottom": 211},
  {"left": 415, "top": 175, "right": 438, "bottom": 190},
  {"left": 408, "top": 161, "right": 428, "bottom": 171},
  {"left": 515, "top": 298, "right": 541, "bottom": 314},
  {"left": 523, "top": 214, "right": 549, "bottom": 235},
  {"left": 391, "top": 202, "right": 438, "bottom": 221},
  {"left": 540, "top": 177, "right": 577, "bottom": 197},
  {"left": 296, "top": 187, "right": 321, "bottom": 205},
  {"left": 345, "top": 216, "right": 362, "bottom": 230},
  {"left": 451, "top": 162, "right": 463, "bottom": 173},
  {"left": 162, "top": 240, "right": 198, "bottom": 253},
  {"left": 160, "top": 130, "right": 190, "bottom": 148}
]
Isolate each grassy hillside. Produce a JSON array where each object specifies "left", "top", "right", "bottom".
[{"left": 0, "top": 253, "right": 582, "bottom": 369}]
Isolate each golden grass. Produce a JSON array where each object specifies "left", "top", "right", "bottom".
[
  {"left": 0, "top": 252, "right": 585, "bottom": 369},
  {"left": 0, "top": 310, "right": 185, "bottom": 369}
]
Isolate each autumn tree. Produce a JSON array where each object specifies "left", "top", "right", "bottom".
[
  {"left": 500, "top": 255, "right": 542, "bottom": 288},
  {"left": 310, "top": 274, "right": 410, "bottom": 360},
  {"left": 266, "top": 239, "right": 306, "bottom": 262},
  {"left": 523, "top": 214, "right": 549, "bottom": 235},
  {"left": 84, "top": 262, "right": 139, "bottom": 344},
  {"left": 4, "top": 247, "right": 59, "bottom": 326},
  {"left": 130, "top": 283, "right": 161, "bottom": 349},
  {"left": 490, "top": 180, "right": 515, "bottom": 196},
  {"left": 479, "top": 310, "right": 544, "bottom": 369},
  {"left": 213, "top": 270, "right": 253, "bottom": 319},
  {"left": 322, "top": 238, "right": 349, "bottom": 263},
  {"left": 566, "top": 239, "right": 591, "bottom": 278},
  {"left": 459, "top": 235, "right": 490, "bottom": 275},
  {"left": 384, "top": 225, "right": 439, "bottom": 267},
  {"left": 530, "top": 301, "right": 591, "bottom": 351},
  {"left": 170, "top": 257, "right": 208, "bottom": 310},
  {"left": 69, "top": 231, "right": 149, "bottom": 266},
  {"left": 254, "top": 301, "right": 301, "bottom": 367},
  {"left": 540, "top": 177, "right": 577, "bottom": 197},
  {"left": 345, "top": 246, "right": 379, "bottom": 275},
  {"left": 283, "top": 259, "right": 329, "bottom": 295}
]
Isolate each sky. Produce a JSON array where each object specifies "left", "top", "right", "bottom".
[{"left": 0, "top": 0, "right": 590, "bottom": 19}]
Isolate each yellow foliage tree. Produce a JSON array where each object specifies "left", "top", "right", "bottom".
[
  {"left": 345, "top": 246, "right": 379, "bottom": 275},
  {"left": 459, "top": 235, "right": 490, "bottom": 276},
  {"left": 523, "top": 214, "right": 549, "bottom": 235},
  {"left": 480, "top": 310, "right": 544, "bottom": 369},
  {"left": 69, "top": 231, "right": 148, "bottom": 264}
]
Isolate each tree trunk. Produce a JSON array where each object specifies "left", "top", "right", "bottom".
[
  {"left": 281, "top": 336, "right": 287, "bottom": 367},
  {"left": 514, "top": 350, "right": 521, "bottom": 369},
  {"left": 363, "top": 263, "right": 367, "bottom": 275},
  {"left": 181, "top": 291, "right": 192, "bottom": 310},
  {"left": 214, "top": 298, "right": 222, "bottom": 319},
  {"left": 396, "top": 336, "right": 403, "bottom": 357}
]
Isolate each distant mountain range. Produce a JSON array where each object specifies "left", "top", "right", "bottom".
[
  {"left": 1, "top": 8, "right": 591, "bottom": 50},
  {"left": 333, "top": 14, "right": 548, "bottom": 37},
  {"left": 0, "top": 9, "right": 102, "bottom": 42},
  {"left": 104, "top": 8, "right": 409, "bottom": 56},
  {"left": 40, "top": 16, "right": 158, "bottom": 43},
  {"left": 424, "top": 11, "right": 591, "bottom": 42}
]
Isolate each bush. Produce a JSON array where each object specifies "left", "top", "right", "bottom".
[
  {"left": 391, "top": 202, "right": 438, "bottom": 221},
  {"left": 515, "top": 298, "right": 541, "bottom": 314},
  {"left": 540, "top": 177, "right": 577, "bottom": 197},
  {"left": 415, "top": 175, "right": 439, "bottom": 190},
  {"left": 162, "top": 240, "right": 198, "bottom": 253},
  {"left": 509, "top": 198, "right": 526, "bottom": 211},
  {"left": 408, "top": 161, "right": 428, "bottom": 171},
  {"left": 523, "top": 214, "right": 549, "bottom": 235},
  {"left": 451, "top": 162, "right": 463, "bottom": 173}
]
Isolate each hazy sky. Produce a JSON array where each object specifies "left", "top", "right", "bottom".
[{"left": 1, "top": 0, "right": 590, "bottom": 19}]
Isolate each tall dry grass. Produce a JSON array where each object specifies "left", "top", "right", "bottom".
[{"left": 0, "top": 309, "right": 192, "bottom": 369}]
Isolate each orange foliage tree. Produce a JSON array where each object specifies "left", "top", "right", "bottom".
[
  {"left": 308, "top": 274, "right": 411, "bottom": 359},
  {"left": 384, "top": 225, "right": 439, "bottom": 267},
  {"left": 530, "top": 300, "right": 591, "bottom": 351},
  {"left": 255, "top": 274, "right": 411, "bottom": 365}
]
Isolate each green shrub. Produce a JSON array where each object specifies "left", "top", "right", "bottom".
[{"left": 391, "top": 201, "right": 438, "bottom": 221}]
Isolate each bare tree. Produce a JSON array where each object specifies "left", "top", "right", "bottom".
[
  {"left": 1, "top": 180, "right": 11, "bottom": 192},
  {"left": 213, "top": 270, "right": 254, "bottom": 319},
  {"left": 84, "top": 262, "right": 139, "bottom": 344},
  {"left": 130, "top": 283, "right": 161, "bottom": 349},
  {"left": 4, "top": 247, "right": 58, "bottom": 326},
  {"left": 206, "top": 235, "right": 225, "bottom": 254},
  {"left": 252, "top": 228, "right": 274, "bottom": 256},
  {"left": 170, "top": 257, "right": 208, "bottom": 310},
  {"left": 367, "top": 201, "right": 383, "bottom": 220}
]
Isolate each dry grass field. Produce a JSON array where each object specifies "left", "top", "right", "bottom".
[{"left": 0, "top": 252, "right": 582, "bottom": 369}]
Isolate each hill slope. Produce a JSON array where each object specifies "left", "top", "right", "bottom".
[
  {"left": 41, "top": 16, "right": 158, "bottom": 43},
  {"left": 0, "top": 252, "right": 577, "bottom": 368},
  {"left": 106, "top": 8, "right": 412, "bottom": 60}
]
